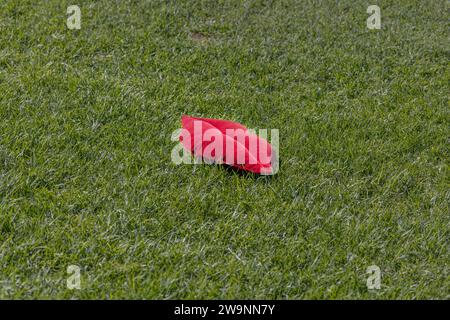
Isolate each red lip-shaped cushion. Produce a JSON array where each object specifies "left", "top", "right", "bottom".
[{"left": 180, "top": 115, "right": 274, "bottom": 175}]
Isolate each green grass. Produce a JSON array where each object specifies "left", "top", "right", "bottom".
[{"left": 0, "top": 0, "right": 449, "bottom": 299}]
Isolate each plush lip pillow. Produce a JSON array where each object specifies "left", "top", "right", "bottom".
[{"left": 180, "top": 115, "right": 275, "bottom": 175}]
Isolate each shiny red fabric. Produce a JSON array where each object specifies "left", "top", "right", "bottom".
[{"left": 180, "top": 115, "right": 273, "bottom": 174}]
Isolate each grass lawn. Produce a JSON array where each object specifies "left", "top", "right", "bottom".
[{"left": 0, "top": 0, "right": 448, "bottom": 299}]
